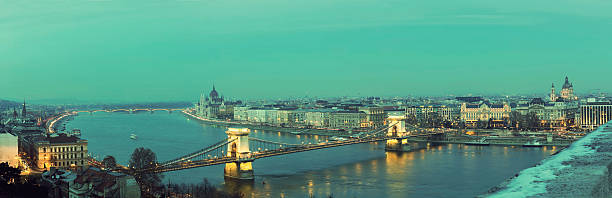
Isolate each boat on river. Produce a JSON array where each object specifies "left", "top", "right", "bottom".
[
  {"left": 329, "top": 136, "right": 347, "bottom": 141},
  {"left": 465, "top": 137, "right": 490, "bottom": 146},
  {"left": 130, "top": 134, "right": 138, "bottom": 140},
  {"left": 523, "top": 139, "right": 543, "bottom": 147}
]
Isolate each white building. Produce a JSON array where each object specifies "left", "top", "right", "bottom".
[
  {"left": 0, "top": 133, "right": 19, "bottom": 167},
  {"left": 579, "top": 100, "right": 612, "bottom": 130},
  {"left": 233, "top": 106, "right": 249, "bottom": 121},
  {"left": 265, "top": 109, "right": 279, "bottom": 124},
  {"left": 247, "top": 109, "right": 268, "bottom": 123},
  {"left": 304, "top": 109, "right": 332, "bottom": 127}
]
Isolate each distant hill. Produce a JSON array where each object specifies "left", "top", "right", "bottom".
[{"left": 0, "top": 99, "right": 20, "bottom": 111}]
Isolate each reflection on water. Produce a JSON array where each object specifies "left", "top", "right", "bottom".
[{"left": 65, "top": 112, "right": 556, "bottom": 198}]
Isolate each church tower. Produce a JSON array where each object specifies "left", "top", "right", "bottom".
[
  {"left": 550, "top": 83, "right": 556, "bottom": 102},
  {"left": 21, "top": 100, "right": 27, "bottom": 118}
]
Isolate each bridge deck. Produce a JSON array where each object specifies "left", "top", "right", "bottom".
[{"left": 142, "top": 136, "right": 389, "bottom": 173}]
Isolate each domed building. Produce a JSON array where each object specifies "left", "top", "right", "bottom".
[
  {"left": 550, "top": 76, "right": 578, "bottom": 102},
  {"left": 196, "top": 85, "right": 227, "bottom": 119}
]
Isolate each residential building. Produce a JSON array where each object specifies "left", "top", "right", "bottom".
[
  {"left": 303, "top": 109, "right": 332, "bottom": 128},
  {"left": 70, "top": 167, "right": 141, "bottom": 198},
  {"left": 247, "top": 108, "right": 268, "bottom": 123},
  {"left": 406, "top": 105, "right": 459, "bottom": 121},
  {"left": 328, "top": 111, "right": 367, "bottom": 130},
  {"left": 265, "top": 109, "right": 279, "bottom": 124},
  {"left": 233, "top": 106, "right": 249, "bottom": 121}
]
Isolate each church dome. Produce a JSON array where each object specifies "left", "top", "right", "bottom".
[{"left": 562, "top": 76, "right": 572, "bottom": 89}]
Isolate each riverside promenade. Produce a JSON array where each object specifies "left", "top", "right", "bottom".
[
  {"left": 181, "top": 110, "right": 352, "bottom": 137},
  {"left": 483, "top": 120, "right": 612, "bottom": 198}
]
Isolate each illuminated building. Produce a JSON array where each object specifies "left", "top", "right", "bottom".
[
  {"left": 550, "top": 76, "right": 578, "bottom": 102},
  {"left": 0, "top": 132, "right": 19, "bottom": 167},
  {"left": 304, "top": 109, "right": 333, "bottom": 127},
  {"left": 514, "top": 98, "right": 579, "bottom": 128},
  {"left": 21, "top": 133, "right": 88, "bottom": 171},
  {"left": 358, "top": 106, "right": 386, "bottom": 129},
  {"left": 460, "top": 102, "right": 511, "bottom": 126},
  {"left": 70, "top": 167, "right": 141, "bottom": 198},
  {"left": 233, "top": 106, "right": 249, "bottom": 121},
  {"left": 328, "top": 111, "right": 367, "bottom": 129},
  {"left": 196, "top": 85, "right": 235, "bottom": 119},
  {"left": 579, "top": 100, "right": 612, "bottom": 130},
  {"left": 406, "top": 105, "right": 459, "bottom": 122}
]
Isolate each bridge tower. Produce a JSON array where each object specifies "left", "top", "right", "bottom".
[
  {"left": 386, "top": 116, "right": 410, "bottom": 151},
  {"left": 224, "top": 128, "right": 254, "bottom": 180}
]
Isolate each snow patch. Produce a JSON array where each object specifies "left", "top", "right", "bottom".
[{"left": 489, "top": 124, "right": 610, "bottom": 198}]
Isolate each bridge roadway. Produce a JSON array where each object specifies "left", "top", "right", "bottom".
[{"left": 140, "top": 136, "right": 390, "bottom": 173}]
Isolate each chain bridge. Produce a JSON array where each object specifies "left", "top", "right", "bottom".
[{"left": 128, "top": 115, "right": 426, "bottom": 180}]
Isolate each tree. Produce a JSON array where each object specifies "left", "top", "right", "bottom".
[
  {"left": 129, "top": 147, "right": 163, "bottom": 193},
  {"left": 0, "top": 162, "right": 21, "bottom": 184},
  {"left": 526, "top": 112, "right": 540, "bottom": 130},
  {"left": 102, "top": 155, "right": 117, "bottom": 170},
  {"left": 508, "top": 111, "right": 523, "bottom": 130}
]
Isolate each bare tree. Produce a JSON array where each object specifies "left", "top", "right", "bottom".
[
  {"left": 129, "top": 147, "right": 163, "bottom": 194},
  {"left": 101, "top": 155, "right": 117, "bottom": 170}
]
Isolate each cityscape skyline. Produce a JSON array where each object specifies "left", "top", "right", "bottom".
[{"left": 1, "top": 75, "right": 609, "bottom": 104}]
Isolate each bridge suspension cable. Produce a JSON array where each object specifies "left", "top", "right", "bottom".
[{"left": 159, "top": 138, "right": 234, "bottom": 167}]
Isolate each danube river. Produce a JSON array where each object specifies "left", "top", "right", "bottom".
[{"left": 62, "top": 112, "right": 555, "bottom": 198}]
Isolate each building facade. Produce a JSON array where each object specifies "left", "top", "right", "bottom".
[
  {"left": 550, "top": 76, "right": 578, "bottom": 102},
  {"left": 303, "top": 110, "right": 332, "bottom": 128},
  {"left": 460, "top": 102, "right": 511, "bottom": 126},
  {"left": 358, "top": 106, "right": 385, "bottom": 129},
  {"left": 406, "top": 105, "right": 459, "bottom": 122},
  {"left": 233, "top": 106, "right": 249, "bottom": 121},
  {"left": 579, "top": 101, "right": 612, "bottom": 130},
  {"left": 196, "top": 85, "right": 228, "bottom": 119},
  {"left": 514, "top": 98, "right": 578, "bottom": 128},
  {"left": 328, "top": 111, "right": 367, "bottom": 130},
  {"left": 70, "top": 167, "right": 141, "bottom": 198},
  {"left": 0, "top": 132, "right": 19, "bottom": 167},
  {"left": 21, "top": 133, "right": 88, "bottom": 171}
]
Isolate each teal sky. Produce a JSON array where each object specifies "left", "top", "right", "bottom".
[{"left": 1, "top": 0, "right": 611, "bottom": 103}]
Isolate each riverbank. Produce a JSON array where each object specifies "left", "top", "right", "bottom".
[
  {"left": 46, "top": 112, "right": 74, "bottom": 133},
  {"left": 405, "top": 135, "right": 574, "bottom": 147},
  {"left": 482, "top": 121, "right": 612, "bottom": 197},
  {"left": 182, "top": 110, "right": 356, "bottom": 137}
]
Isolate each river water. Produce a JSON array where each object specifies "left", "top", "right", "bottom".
[{"left": 62, "top": 112, "right": 555, "bottom": 198}]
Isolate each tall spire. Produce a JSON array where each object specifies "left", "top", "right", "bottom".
[{"left": 21, "top": 99, "right": 27, "bottom": 118}]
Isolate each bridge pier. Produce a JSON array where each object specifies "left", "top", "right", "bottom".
[
  {"left": 385, "top": 116, "right": 411, "bottom": 151},
  {"left": 386, "top": 138, "right": 411, "bottom": 151},
  {"left": 224, "top": 128, "right": 254, "bottom": 180}
]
